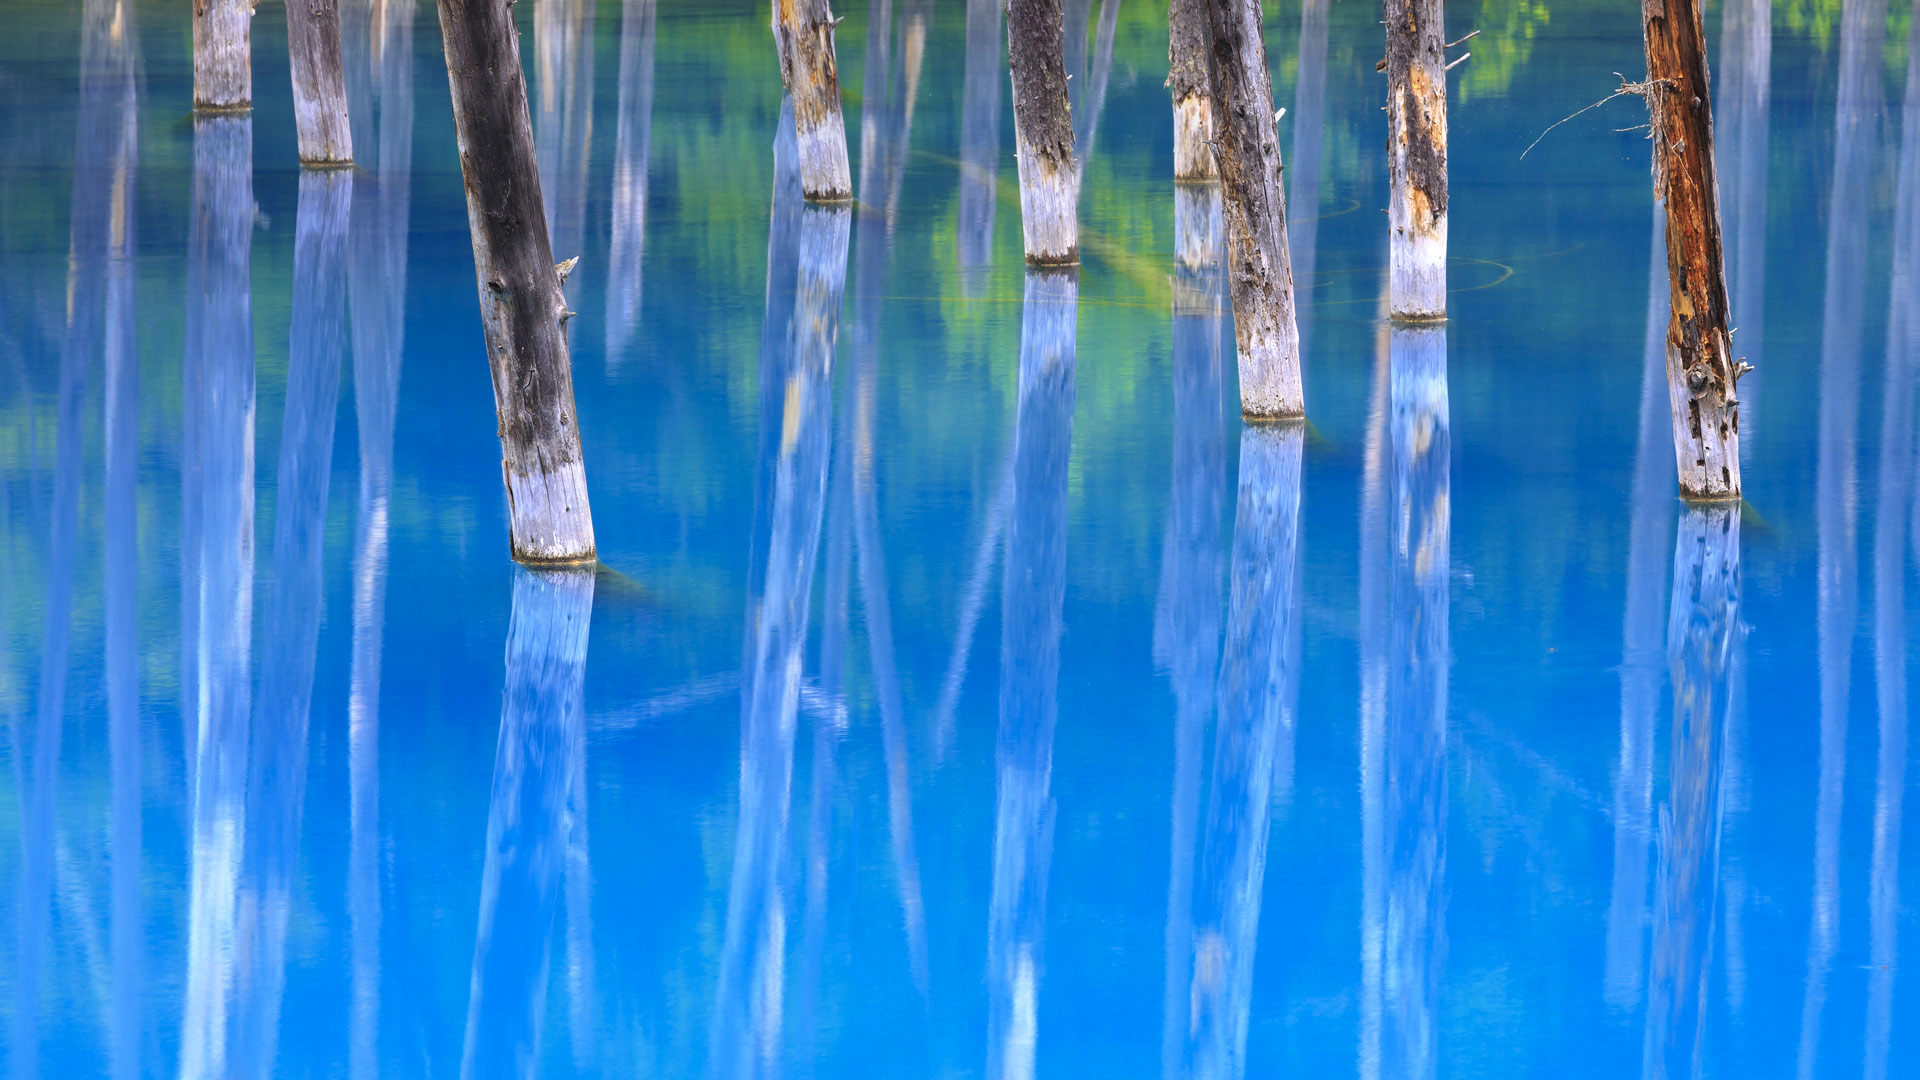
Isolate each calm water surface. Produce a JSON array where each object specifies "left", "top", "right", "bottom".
[{"left": 3, "top": 0, "right": 1919, "bottom": 1075}]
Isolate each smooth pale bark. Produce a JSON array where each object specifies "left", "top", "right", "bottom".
[
  {"left": 535, "top": 0, "right": 594, "bottom": 305},
  {"left": 1798, "top": 2, "right": 1880, "bottom": 1072},
  {"left": 606, "top": 0, "right": 657, "bottom": 358},
  {"left": 1289, "top": 0, "right": 1329, "bottom": 351},
  {"left": 959, "top": 0, "right": 1003, "bottom": 292},
  {"left": 287, "top": 0, "right": 354, "bottom": 163},
  {"left": 435, "top": 0, "right": 595, "bottom": 562},
  {"left": 774, "top": 0, "right": 854, "bottom": 201},
  {"left": 1641, "top": 507, "right": 1738, "bottom": 1078},
  {"left": 1641, "top": 0, "right": 1745, "bottom": 497},
  {"left": 179, "top": 114, "right": 257, "bottom": 1080},
  {"left": 1168, "top": 0, "right": 1215, "bottom": 178},
  {"left": 195, "top": 0, "right": 253, "bottom": 110},
  {"left": 1385, "top": 0, "right": 1447, "bottom": 318},
  {"left": 1202, "top": 0, "right": 1304, "bottom": 418},
  {"left": 460, "top": 567, "right": 593, "bottom": 1080},
  {"left": 1717, "top": 0, "right": 1769, "bottom": 425},
  {"left": 1007, "top": 0, "right": 1079, "bottom": 263},
  {"left": 1158, "top": 181, "right": 1229, "bottom": 1080},
  {"left": 988, "top": 268, "right": 1076, "bottom": 1080}
]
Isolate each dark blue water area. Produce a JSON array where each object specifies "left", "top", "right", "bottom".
[{"left": 3, "top": 0, "right": 1919, "bottom": 1075}]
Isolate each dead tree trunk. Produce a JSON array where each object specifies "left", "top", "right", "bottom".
[
  {"left": 435, "top": 0, "right": 597, "bottom": 563},
  {"left": 773, "top": 0, "right": 853, "bottom": 202},
  {"left": 1202, "top": 0, "right": 1304, "bottom": 418},
  {"left": 194, "top": 0, "right": 253, "bottom": 111},
  {"left": 1385, "top": 0, "right": 1447, "bottom": 318},
  {"left": 1642, "top": 0, "right": 1745, "bottom": 499},
  {"left": 287, "top": 0, "right": 354, "bottom": 163},
  {"left": 1007, "top": 0, "right": 1079, "bottom": 264},
  {"left": 1168, "top": 0, "right": 1214, "bottom": 179}
]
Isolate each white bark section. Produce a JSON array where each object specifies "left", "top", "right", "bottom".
[
  {"left": 195, "top": 0, "right": 253, "bottom": 110},
  {"left": 1172, "top": 93, "right": 1215, "bottom": 181},
  {"left": 796, "top": 107, "right": 853, "bottom": 201},
  {"left": 505, "top": 456, "right": 595, "bottom": 562},
  {"left": 1389, "top": 216, "right": 1447, "bottom": 320},
  {"left": 1014, "top": 125, "right": 1079, "bottom": 264}
]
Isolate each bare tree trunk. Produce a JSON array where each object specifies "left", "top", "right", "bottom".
[
  {"left": 434, "top": 0, "right": 596, "bottom": 563},
  {"left": 1168, "top": 0, "right": 1214, "bottom": 179},
  {"left": 195, "top": 0, "right": 253, "bottom": 111},
  {"left": 1385, "top": 0, "right": 1447, "bottom": 318},
  {"left": 773, "top": 0, "right": 854, "bottom": 201},
  {"left": 287, "top": 0, "right": 354, "bottom": 163},
  {"left": 1007, "top": 0, "right": 1079, "bottom": 263},
  {"left": 1642, "top": 0, "right": 1745, "bottom": 498},
  {"left": 1202, "top": 0, "right": 1303, "bottom": 418}
]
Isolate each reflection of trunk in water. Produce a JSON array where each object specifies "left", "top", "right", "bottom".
[
  {"left": 988, "top": 268, "right": 1076, "bottom": 1080},
  {"left": 1361, "top": 325, "right": 1449, "bottom": 1080},
  {"left": 1641, "top": 508, "right": 1739, "bottom": 1080},
  {"left": 1074, "top": 0, "right": 1122, "bottom": 179},
  {"left": 1158, "top": 183, "right": 1228, "bottom": 1080},
  {"left": 1287, "top": 0, "right": 1328, "bottom": 353},
  {"left": 957, "top": 0, "right": 1002, "bottom": 294},
  {"left": 232, "top": 167, "right": 350, "bottom": 1079},
  {"left": 536, "top": 0, "right": 595, "bottom": 311},
  {"left": 1799, "top": 0, "right": 1879, "bottom": 1069},
  {"left": 178, "top": 113, "right": 258, "bottom": 1080},
  {"left": 606, "top": 0, "right": 657, "bottom": 360},
  {"left": 1604, "top": 208, "right": 1674, "bottom": 1012},
  {"left": 1865, "top": 13, "right": 1920, "bottom": 1075},
  {"left": 343, "top": 2, "right": 413, "bottom": 1074},
  {"left": 460, "top": 568, "right": 596, "bottom": 1080},
  {"left": 1716, "top": 0, "right": 1769, "bottom": 425}
]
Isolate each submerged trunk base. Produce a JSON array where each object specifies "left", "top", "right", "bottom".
[
  {"left": 1016, "top": 135, "right": 1080, "bottom": 265},
  {"left": 1389, "top": 222, "right": 1448, "bottom": 321},
  {"left": 1173, "top": 94, "right": 1216, "bottom": 181},
  {"left": 506, "top": 458, "right": 597, "bottom": 564}
]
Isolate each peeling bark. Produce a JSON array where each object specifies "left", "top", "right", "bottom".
[
  {"left": 195, "top": 0, "right": 253, "bottom": 111},
  {"left": 774, "top": 0, "right": 854, "bottom": 201},
  {"left": 435, "top": 0, "right": 596, "bottom": 563},
  {"left": 1201, "top": 0, "right": 1304, "bottom": 418},
  {"left": 1641, "top": 0, "right": 1744, "bottom": 498},
  {"left": 1169, "top": 0, "right": 1215, "bottom": 179},
  {"left": 1008, "top": 0, "right": 1079, "bottom": 263},
  {"left": 1385, "top": 0, "right": 1447, "bottom": 318},
  {"left": 286, "top": 0, "right": 354, "bottom": 163}
]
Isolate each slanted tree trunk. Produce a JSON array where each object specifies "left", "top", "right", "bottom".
[
  {"left": 1168, "top": 0, "right": 1215, "bottom": 179},
  {"left": 1385, "top": 0, "right": 1447, "bottom": 318},
  {"left": 287, "top": 0, "right": 354, "bottom": 163},
  {"left": 1007, "top": 0, "right": 1079, "bottom": 263},
  {"left": 195, "top": 0, "right": 253, "bottom": 110},
  {"left": 1642, "top": 0, "right": 1745, "bottom": 498},
  {"left": 435, "top": 0, "right": 596, "bottom": 563},
  {"left": 1202, "top": 0, "right": 1304, "bottom": 418},
  {"left": 773, "top": 0, "right": 853, "bottom": 201}
]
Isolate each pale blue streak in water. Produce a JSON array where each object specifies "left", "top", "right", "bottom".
[{"left": 1, "top": 0, "right": 1918, "bottom": 1077}]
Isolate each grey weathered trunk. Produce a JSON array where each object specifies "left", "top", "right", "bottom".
[
  {"left": 460, "top": 567, "right": 594, "bottom": 1080},
  {"left": 1007, "top": 0, "right": 1079, "bottom": 263},
  {"left": 606, "top": 0, "right": 657, "bottom": 358},
  {"left": 1385, "top": 0, "right": 1447, "bottom": 318},
  {"left": 1168, "top": 0, "right": 1215, "bottom": 179},
  {"left": 1289, "top": 0, "right": 1329, "bottom": 351},
  {"left": 535, "top": 0, "right": 595, "bottom": 307},
  {"left": 1641, "top": 0, "right": 1745, "bottom": 498},
  {"left": 1202, "top": 0, "right": 1304, "bottom": 417},
  {"left": 988, "top": 267, "right": 1076, "bottom": 1080},
  {"left": 195, "top": 0, "right": 253, "bottom": 110},
  {"left": 1717, "top": 0, "right": 1769, "bottom": 424},
  {"left": 773, "top": 0, "right": 854, "bottom": 201},
  {"left": 434, "top": 0, "right": 596, "bottom": 562},
  {"left": 959, "top": 0, "right": 1004, "bottom": 292},
  {"left": 1641, "top": 506, "right": 1737, "bottom": 1078},
  {"left": 286, "top": 0, "right": 354, "bottom": 163}
]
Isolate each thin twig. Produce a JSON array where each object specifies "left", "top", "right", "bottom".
[
  {"left": 1445, "top": 28, "right": 1480, "bottom": 48},
  {"left": 1445, "top": 52, "right": 1471, "bottom": 71},
  {"left": 1519, "top": 73, "right": 1672, "bottom": 160}
]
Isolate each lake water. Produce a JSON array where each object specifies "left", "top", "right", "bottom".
[{"left": 3, "top": 0, "right": 1918, "bottom": 1075}]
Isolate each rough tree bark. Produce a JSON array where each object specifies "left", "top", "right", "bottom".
[
  {"left": 1385, "top": 0, "right": 1447, "bottom": 318},
  {"left": 1202, "top": 0, "right": 1304, "bottom": 418},
  {"left": 435, "top": 0, "right": 596, "bottom": 563},
  {"left": 1007, "top": 0, "right": 1080, "bottom": 264},
  {"left": 1168, "top": 0, "right": 1215, "bottom": 179},
  {"left": 1642, "top": 0, "right": 1746, "bottom": 498},
  {"left": 195, "top": 0, "right": 253, "bottom": 111},
  {"left": 287, "top": 0, "right": 354, "bottom": 163},
  {"left": 773, "top": 0, "right": 854, "bottom": 201}
]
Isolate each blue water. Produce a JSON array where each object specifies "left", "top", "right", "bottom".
[{"left": 3, "top": 0, "right": 1919, "bottom": 1075}]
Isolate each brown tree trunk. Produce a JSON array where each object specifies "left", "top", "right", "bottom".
[
  {"left": 1007, "top": 0, "right": 1079, "bottom": 263},
  {"left": 773, "top": 0, "right": 853, "bottom": 201},
  {"left": 1642, "top": 0, "right": 1745, "bottom": 498},
  {"left": 1168, "top": 0, "right": 1214, "bottom": 179},
  {"left": 287, "top": 0, "right": 354, "bottom": 163},
  {"left": 1202, "top": 0, "right": 1304, "bottom": 418},
  {"left": 1385, "top": 0, "right": 1447, "bottom": 318},
  {"left": 195, "top": 0, "right": 253, "bottom": 111},
  {"left": 434, "top": 0, "right": 596, "bottom": 563}
]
